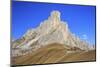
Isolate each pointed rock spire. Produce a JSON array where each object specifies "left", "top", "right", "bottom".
[
  {"left": 48, "top": 10, "right": 61, "bottom": 27},
  {"left": 50, "top": 10, "right": 61, "bottom": 21}
]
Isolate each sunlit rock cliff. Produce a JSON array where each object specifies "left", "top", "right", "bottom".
[{"left": 12, "top": 10, "right": 94, "bottom": 57}]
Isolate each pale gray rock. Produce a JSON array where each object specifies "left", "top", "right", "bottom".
[{"left": 12, "top": 10, "right": 94, "bottom": 57}]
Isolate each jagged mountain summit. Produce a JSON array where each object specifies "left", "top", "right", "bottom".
[{"left": 12, "top": 10, "right": 94, "bottom": 57}]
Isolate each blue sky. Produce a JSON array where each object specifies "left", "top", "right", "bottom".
[{"left": 12, "top": 1, "right": 96, "bottom": 45}]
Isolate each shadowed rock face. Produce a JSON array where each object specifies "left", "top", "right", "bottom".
[{"left": 12, "top": 10, "right": 95, "bottom": 63}]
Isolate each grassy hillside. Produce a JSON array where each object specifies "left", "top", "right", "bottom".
[{"left": 12, "top": 43, "right": 96, "bottom": 65}]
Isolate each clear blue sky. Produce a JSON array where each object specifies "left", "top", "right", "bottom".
[{"left": 12, "top": 1, "right": 96, "bottom": 45}]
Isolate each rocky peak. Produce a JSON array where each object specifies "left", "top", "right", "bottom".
[
  {"left": 50, "top": 10, "right": 61, "bottom": 21},
  {"left": 12, "top": 10, "right": 94, "bottom": 57},
  {"left": 48, "top": 11, "right": 61, "bottom": 27}
]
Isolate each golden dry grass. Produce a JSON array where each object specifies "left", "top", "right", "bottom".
[{"left": 12, "top": 43, "right": 96, "bottom": 65}]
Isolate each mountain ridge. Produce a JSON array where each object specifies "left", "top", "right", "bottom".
[{"left": 12, "top": 10, "right": 95, "bottom": 57}]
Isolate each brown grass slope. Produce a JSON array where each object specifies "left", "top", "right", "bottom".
[{"left": 12, "top": 43, "right": 96, "bottom": 65}]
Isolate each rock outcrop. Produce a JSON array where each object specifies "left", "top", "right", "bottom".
[{"left": 12, "top": 10, "right": 94, "bottom": 57}]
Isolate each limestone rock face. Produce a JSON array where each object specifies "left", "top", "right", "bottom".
[{"left": 12, "top": 10, "right": 94, "bottom": 57}]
